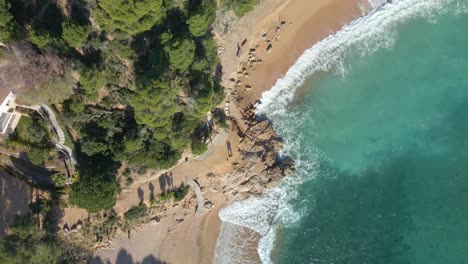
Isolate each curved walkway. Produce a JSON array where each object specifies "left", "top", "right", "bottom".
[
  {"left": 39, "top": 104, "right": 65, "bottom": 144},
  {"left": 195, "top": 131, "right": 227, "bottom": 161},
  {"left": 17, "top": 104, "right": 76, "bottom": 166}
]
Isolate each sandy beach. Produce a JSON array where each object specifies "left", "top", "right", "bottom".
[{"left": 91, "top": 0, "right": 377, "bottom": 263}]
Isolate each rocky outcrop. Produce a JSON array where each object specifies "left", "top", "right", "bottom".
[
  {"left": 234, "top": 118, "right": 294, "bottom": 197},
  {"left": 206, "top": 100, "right": 295, "bottom": 201}
]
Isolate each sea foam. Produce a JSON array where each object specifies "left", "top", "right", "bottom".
[{"left": 215, "top": 0, "right": 462, "bottom": 263}]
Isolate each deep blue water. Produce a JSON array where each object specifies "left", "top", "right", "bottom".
[{"left": 269, "top": 5, "right": 468, "bottom": 264}]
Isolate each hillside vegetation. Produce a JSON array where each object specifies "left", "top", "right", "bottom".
[
  {"left": 0, "top": 0, "right": 265, "bottom": 261},
  {"left": 0, "top": 0, "right": 229, "bottom": 212}
]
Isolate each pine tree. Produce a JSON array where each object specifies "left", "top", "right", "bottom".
[
  {"left": 0, "top": 0, "right": 15, "bottom": 43},
  {"left": 96, "top": 0, "right": 166, "bottom": 35}
]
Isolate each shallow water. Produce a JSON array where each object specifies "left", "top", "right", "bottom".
[{"left": 269, "top": 6, "right": 468, "bottom": 264}]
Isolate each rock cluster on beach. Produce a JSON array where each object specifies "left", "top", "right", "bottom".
[
  {"left": 228, "top": 107, "right": 293, "bottom": 198},
  {"left": 228, "top": 19, "right": 288, "bottom": 96},
  {"left": 200, "top": 99, "right": 294, "bottom": 204}
]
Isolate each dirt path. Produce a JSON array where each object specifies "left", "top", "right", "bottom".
[{"left": 113, "top": 128, "right": 239, "bottom": 214}]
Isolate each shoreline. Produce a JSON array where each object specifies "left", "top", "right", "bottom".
[{"left": 91, "top": 0, "right": 379, "bottom": 263}]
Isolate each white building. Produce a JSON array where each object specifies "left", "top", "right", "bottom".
[{"left": 0, "top": 87, "right": 20, "bottom": 134}]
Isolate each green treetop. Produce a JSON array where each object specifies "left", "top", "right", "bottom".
[
  {"left": 187, "top": 0, "right": 216, "bottom": 37},
  {"left": 79, "top": 66, "right": 106, "bottom": 101},
  {"left": 132, "top": 80, "right": 181, "bottom": 140},
  {"left": 230, "top": 0, "right": 257, "bottom": 17},
  {"left": 0, "top": 0, "right": 15, "bottom": 43},
  {"left": 96, "top": 0, "right": 166, "bottom": 35},
  {"left": 29, "top": 28, "right": 52, "bottom": 49},
  {"left": 62, "top": 21, "right": 91, "bottom": 48},
  {"left": 160, "top": 32, "right": 195, "bottom": 72}
]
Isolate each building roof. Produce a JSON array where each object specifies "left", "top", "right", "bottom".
[{"left": 0, "top": 86, "right": 11, "bottom": 104}]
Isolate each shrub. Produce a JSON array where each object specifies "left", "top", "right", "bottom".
[
  {"left": 69, "top": 99, "right": 86, "bottom": 113},
  {"left": 29, "top": 29, "right": 53, "bottom": 49},
  {"left": 124, "top": 204, "right": 147, "bottom": 221},
  {"left": 174, "top": 184, "right": 189, "bottom": 202},
  {"left": 62, "top": 21, "right": 91, "bottom": 47},
  {"left": 187, "top": 0, "right": 216, "bottom": 37},
  {"left": 79, "top": 67, "right": 106, "bottom": 101},
  {"left": 51, "top": 172, "right": 67, "bottom": 187},
  {"left": 213, "top": 108, "right": 227, "bottom": 128},
  {"left": 28, "top": 148, "right": 49, "bottom": 165},
  {"left": 13, "top": 116, "right": 49, "bottom": 146},
  {"left": 191, "top": 139, "right": 207, "bottom": 155},
  {"left": 125, "top": 176, "right": 133, "bottom": 186},
  {"left": 159, "top": 184, "right": 190, "bottom": 202},
  {"left": 0, "top": 0, "right": 15, "bottom": 43},
  {"left": 159, "top": 191, "right": 174, "bottom": 202},
  {"left": 69, "top": 176, "right": 118, "bottom": 213},
  {"left": 226, "top": 0, "right": 257, "bottom": 17}
]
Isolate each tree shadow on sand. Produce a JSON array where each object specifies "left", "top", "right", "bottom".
[
  {"left": 149, "top": 182, "right": 155, "bottom": 201},
  {"left": 137, "top": 187, "right": 144, "bottom": 204},
  {"left": 89, "top": 249, "right": 168, "bottom": 264},
  {"left": 158, "top": 172, "right": 173, "bottom": 193}
]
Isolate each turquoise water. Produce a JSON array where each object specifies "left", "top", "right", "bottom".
[{"left": 267, "top": 6, "right": 468, "bottom": 264}]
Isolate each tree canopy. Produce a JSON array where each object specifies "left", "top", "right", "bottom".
[
  {"left": 69, "top": 174, "right": 118, "bottom": 213},
  {"left": 96, "top": 0, "right": 167, "bottom": 35},
  {"left": 187, "top": 0, "right": 216, "bottom": 37},
  {"left": 132, "top": 80, "right": 181, "bottom": 138},
  {"left": 78, "top": 67, "right": 106, "bottom": 101},
  {"left": 160, "top": 32, "right": 196, "bottom": 72},
  {"left": 62, "top": 21, "right": 91, "bottom": 48},
  {"left": 0, "top": 0, "right": 15, "bottom": 43},
  {"left": 0, "top": 209, "right": 90, "bottom": 263},
  {"left": 0, "top": 213, "right": 61, "bottom": 264},
  {"left": 225, "top": 0, "right": 257, "bottom": 17},
  {"left": 29, "top": 28, "right": 52, "bottom": 49}
]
